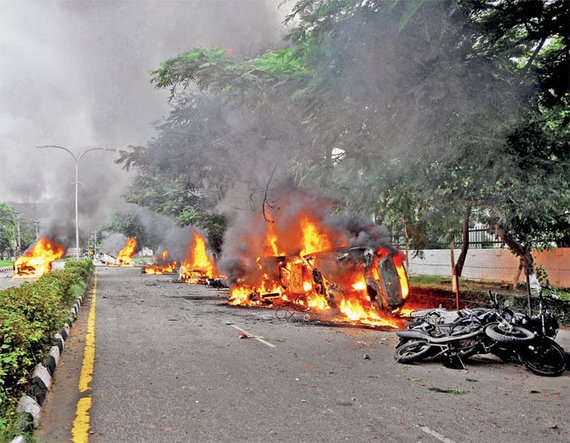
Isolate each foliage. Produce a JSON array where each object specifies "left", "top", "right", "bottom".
[
  {"left": 0, "top": 203, "right": 16, "bottom": 256},
  {"left": 196, "top": 213, "right": 228, "bottom": 256},
  {"left": 0, "top": 260, "right": 92, "bottom": 438},
  {"left": 106, "top": 210, "right": 158, "bottom": 251},
  {"left": 150, "top": 47, "right": 309, "bottom": 102},
  {"left": 0, "top": 203, "right": 38, "bottom": 257},
  {"left": 115, "top": 94, "right": 236, "bottom": 238},
  {"left": 121, "top": 0, "right": 570, "bottom": 280}
]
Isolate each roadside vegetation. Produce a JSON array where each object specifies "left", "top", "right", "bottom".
[{"left": 0, "top": 260, "right": 93, "bottom": 441}]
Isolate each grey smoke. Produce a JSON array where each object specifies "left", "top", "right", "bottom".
[{"left": 1, "top": 0, "right": 287, "bottom": 248}]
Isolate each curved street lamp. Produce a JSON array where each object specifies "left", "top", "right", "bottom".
[{"left": 36, "top": 145, "right": 117, "bottom": 258}]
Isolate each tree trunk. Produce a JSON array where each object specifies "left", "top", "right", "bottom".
[
  {"left": 494, "top": 221, "right": 537, "bottom": 314},
  {"left": 450, "top": 204, "right": 472, "bottom": 309},
  {"left": 450, "top": 240, "right": 459, "bottom": 309},
  {"left": 494, "top": 222, "right": 535, "bottom": 285},
  {"left": 455, "top": 203, "right": 472, "bottom": 277},
  {"left": 402, "top": 215, "right": 410, "bottom": 270}
]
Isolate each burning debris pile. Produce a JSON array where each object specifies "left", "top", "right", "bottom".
[
  {"left": 143, "top": 250, "right": 177, "bottom": 274},
  {"left": 116, "top": 237, "right": 137, "bottom": 266},
  {"left": 13, "top": 237, "right": 65, "bottom": 278},
  {"left": 220, "top": 188, "right": 409, "bottom": 327},
  {"left": 178, "top": 232, "right": 222, "bottom": 283}
]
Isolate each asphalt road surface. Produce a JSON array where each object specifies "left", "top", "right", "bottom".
[{"left": 35, "top": 266, "right": 570, "bottom": 443}]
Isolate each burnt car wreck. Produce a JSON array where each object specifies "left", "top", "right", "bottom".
[{"left": 229, "top": 245, "right": 409, "bottom": 320}]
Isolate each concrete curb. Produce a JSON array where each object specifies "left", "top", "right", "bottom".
[
  {"left": 10, "top": 292, "right": 86, "bottom": 442},
  {"left": 0, "top": 265, "right": 13, "bottom": 272}
]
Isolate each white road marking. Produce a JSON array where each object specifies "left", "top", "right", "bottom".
[
  {"left": 417, "top": 425, "right": 456, "bottom": 443},
  {"left": 228, "top": 324, "right": 276, "bottom": 348}
]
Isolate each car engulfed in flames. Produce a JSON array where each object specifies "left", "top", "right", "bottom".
[
  {"left": 229, "top": 244, "right": 408, "bottom": 324},
  {"left": 13, "top": 237, "right": 65, "bottom": 278}
]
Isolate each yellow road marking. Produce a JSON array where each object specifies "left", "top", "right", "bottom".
[
  {"left": 71, "top": 270, "right": 97, "bottom": 442},
  {"left": 71, "top": 397, "right": 92, "bottom": 443}
]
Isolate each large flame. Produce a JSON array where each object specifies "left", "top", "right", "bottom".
[
  {"left": 117, "top": 237, "right": 137, "bottom": 266},
  {"left": 227, "top": 208, "right": 407, "bottom": 328},
  {"left": 144, "top": 250, "right": 178, "bottom": 274},
  {"left": 179, "top": 232, "right": 220, "bottom": 283},
  {"left": 393, "top": 253, "right": 409, "bottom": 300},
  {"left": 299, "top": 215, "right": 333, "bottom": 256},
  {"left": 13, "top": 237, "right": 65, "bottom": 278}
]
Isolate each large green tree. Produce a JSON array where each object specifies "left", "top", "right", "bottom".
[{"left": 123, "top": 0, "right": 568, "bottom": 288}]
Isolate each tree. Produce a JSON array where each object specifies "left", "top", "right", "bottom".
[
  {"left": 106, "top": 211, "right": 157, "bottom": 252},
  {"left": 463, "top": 0, "right": 570, "bottom": 284},
  {"left": 127, "top": 0, "right": 568, "bottom": 293},
  {"left": 0, "top": 203, "right": 16, "bottom": 256}
]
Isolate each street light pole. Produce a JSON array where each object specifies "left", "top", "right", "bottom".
[{"left": 37, "top": 145, "right": 116, "bottom": 258}]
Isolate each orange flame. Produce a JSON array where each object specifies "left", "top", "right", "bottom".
[
  {"left": 299, "top": 216, "right": 332, "bottom": 256},
  {"left": 179, "top": 232, "right": 220, "bottom": 283},
  {"left": 393, "top": 253, "right": 409, "bottom": 300},
  {"left": 117, "top": 237, "right": 137, "bottom": 266},
  {"left": 263, "top": 223, "right": 285, "bottom": 256},
  {"left": 144, "top": 249, "right": 178, "bottom": 274},
  {"left": 13, "top": 237, "right": 65, "bottom": 278}
]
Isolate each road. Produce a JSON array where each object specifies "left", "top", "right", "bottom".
[{"left": 35, "top": 266, "right": 570, "bottom": 443}]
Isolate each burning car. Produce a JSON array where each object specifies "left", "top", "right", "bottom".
[
  {"left": 229, "top": 244, "right": 409, "bottom": 319},
  {"left": 309, "top": 246, "right": 408, "bottom": 311},
  {"left": 13, "top": 237, "right": 65, "bottom": 278}
]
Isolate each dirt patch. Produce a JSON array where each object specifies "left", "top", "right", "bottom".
[{"left": 409, "top": 285, "right": 570, "bottom": 326}]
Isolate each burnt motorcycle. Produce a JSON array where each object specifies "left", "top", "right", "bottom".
[{"left": 394, "top": 290, "right": 568, "bottom": 376}]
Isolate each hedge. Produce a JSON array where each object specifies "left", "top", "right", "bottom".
[{"left": 0, "top": 259, "right": 93, "bottom": 441}]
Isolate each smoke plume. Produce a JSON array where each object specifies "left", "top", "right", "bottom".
[{"left": 0, "top": 0, "right": 286, "bottom": 248}]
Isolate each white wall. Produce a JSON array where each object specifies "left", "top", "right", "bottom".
[{"left": 407, "top": 248, "right": 570, "bottom": 288}]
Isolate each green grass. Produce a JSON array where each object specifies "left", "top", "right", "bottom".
[
  {"left": 409, "top": 275, "right": 570, "bottom": 304},
  {"left": 0, "top": 259, "right": 13, "bottom": 267},
  {"left": 409, "top": 275, "right": 505, "bottom": 291}
]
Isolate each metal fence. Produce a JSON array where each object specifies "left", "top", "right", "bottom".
[{"left": 393, "top": 228, "right": 505, "bottom": 250}]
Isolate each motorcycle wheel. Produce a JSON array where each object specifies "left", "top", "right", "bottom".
[
  {"left": 394, "top": 339, "right": 433, "bottom": 364},
  {"left": 484, "top": 323, "right": 535, "bottom": 343},
  {"left": 519, "top": 337, "right": 568, "bottom": 377}
]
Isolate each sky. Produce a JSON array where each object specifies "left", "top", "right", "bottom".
[{"left": 0, "top": 0, "right": 288, "bottom": 241}]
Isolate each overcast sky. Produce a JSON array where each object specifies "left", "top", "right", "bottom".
[{"left": 0, "top": 0, "right": 287, "bottom": 235}]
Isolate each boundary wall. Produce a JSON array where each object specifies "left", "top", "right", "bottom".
[{"left": 407, "top": 248, "right": 570, "bottom": 288}]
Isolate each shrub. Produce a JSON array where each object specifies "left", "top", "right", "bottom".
[{"left": 0, "top": 259, "right": 93, "bottom": 439}]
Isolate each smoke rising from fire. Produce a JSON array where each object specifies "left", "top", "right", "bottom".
[
  {"left": 218, "top": 184, "right": 397, "bottom": 282},
  {"left": 0, "top": 0, "right": 286, "bottom": 248}
]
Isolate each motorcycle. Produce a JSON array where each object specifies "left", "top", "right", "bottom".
[
  {"left": 492, "top": 288, "right": 567, "bottom": 376},
  {"left": 394, "top": 289, "right": 568, "bottom": 376}
]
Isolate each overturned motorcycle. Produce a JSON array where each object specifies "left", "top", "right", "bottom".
[{"left": 394, "top": 290, "right": 568, "bottom": 376}]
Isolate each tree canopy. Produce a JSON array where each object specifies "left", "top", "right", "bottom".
[{"left": 117, "top": 0, "right": 569, "bottom": 279}]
